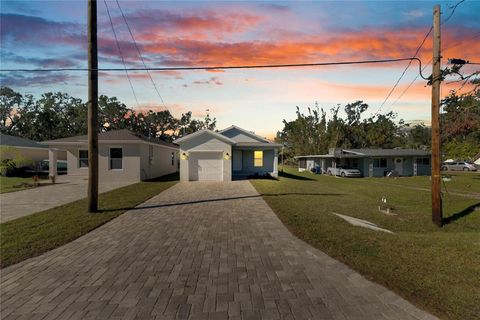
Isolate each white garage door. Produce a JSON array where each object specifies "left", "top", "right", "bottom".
[{"left": 189, "top": 152, "right": 223, "bottom": 181}]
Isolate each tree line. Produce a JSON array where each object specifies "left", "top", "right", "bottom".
[
  {"left": 276, "top": 89, "right": 479, "bottom": 161},
  {"left": 0, "top": 86, "right": 216, "bottom": 142}
]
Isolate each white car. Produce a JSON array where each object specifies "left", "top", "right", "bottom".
[
  {"left": 441, "top": 161, "right": 477, "bottom": 171},
  {"left": 327, "top": 166, "right": 362, "bottom": 177}
]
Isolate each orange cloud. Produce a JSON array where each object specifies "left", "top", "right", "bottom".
[{"left": 138, "top": 26, "right": 479, "bottom": 69}]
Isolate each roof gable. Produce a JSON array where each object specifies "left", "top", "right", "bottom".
[
  {"left": 175, "top": 129, "right": 236, "bottom": 145},
  {"left": 219, "top": 125, "right": 270, "bottom": 143}
]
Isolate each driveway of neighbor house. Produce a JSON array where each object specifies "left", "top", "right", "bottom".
[
  {"left": 0, "top": 175, "right": 134, "bottom": 222},
  {"left": 0, "top": 181, "right": 437, "bottom": 320}
]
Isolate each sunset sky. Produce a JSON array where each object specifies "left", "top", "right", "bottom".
[{"left": 1, "top": 0, "right": 479, "bottom": 139}]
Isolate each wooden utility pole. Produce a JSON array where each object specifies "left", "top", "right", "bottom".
[
  {"left": 88, "top": 0, "right": 99, "bottom": 212},
  {"left": 431, "top": 4, "right": 442, "bottom": 226}
]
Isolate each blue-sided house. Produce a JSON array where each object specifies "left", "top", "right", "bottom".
[
  {"left": 296, "top": 148, "right": 431, "bottom": 177},
  {"left": 175, "top": 125, "right": 282, "bottom": 181}
]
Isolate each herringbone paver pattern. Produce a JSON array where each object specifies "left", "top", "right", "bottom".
[{"left": 0, "top": 181, "right": 437, "bottom": 320}]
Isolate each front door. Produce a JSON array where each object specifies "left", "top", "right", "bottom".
[
  {"left": 394, "top": 158, "right": 403, "bottom": 175},
  {"left": 232, "top": 149, "right": 242, "bottom": 171}
]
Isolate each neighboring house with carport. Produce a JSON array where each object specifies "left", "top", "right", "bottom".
[
  {"left": 0, "top": 133, "right": 67, "bottom": 170},
  {"left": 296, "top": 148, "right": 431, "bottom": 177},
  {"left": 43, "top": 129, "right": 179, "bottom": 183},
  {"left": 474, "top": 152, "right": 480, "bottom": 169},
  {"left": 175, "top": 125, "right": 282, "bottom": 181}
]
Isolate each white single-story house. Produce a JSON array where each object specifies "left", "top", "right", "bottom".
[
  {"left": 0, "top": 133, "right": 67, "bottom": 169},
  {"left": 175, "top": 125, "right": 282, "bottom": 181},
  {"left": 43, "top": 129, "right": 179, "bottom": 183},
  {"left": 296, "top": 148, "right": 432, "bottom": 177}
]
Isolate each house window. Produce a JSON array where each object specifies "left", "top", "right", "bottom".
[
  {"left": 254, "top": 151, "right": 263, "bottom": 167},
  {"left": 110, "top": 148, "right": 123, "bottom": 170},
  {"left": 148, "top": 145, "right": 153, "bottom": 165},
  {"left": 373, "top": 158, "right": 387, "bottom": 168},
  {"left": 79, "top": 150, "right": 88, "bottom": 168},
  {"left": 352, "top": 158, "right": 358, "bottom": 168},
  {"left": 416, "top": 157, "right": 430, "bottom": 165},
  {"left": 171, "top": 152, "right": 175, "bottom": 166}
]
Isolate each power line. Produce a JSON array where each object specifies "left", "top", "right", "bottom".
[
  {"left": 443, "top": 0, "right": 465, "bottom": 24},
  {"left": 389, "top": 59, "right": 432, "bottom": 108},
  {"left": 443, "top": 32, "right": 480, "bottom": 53},
  {"left": 386, "top": 1, "right": 472, "bottom": 108},
  {"left": 0, "top": 57, "right": 430, "bottom": 75},
  {"left": 375, "top": 27, "right": 433, "bottom": 115},
  {"left": 115, "top": 0, "right": 167, "bottom": 110},
  {"left": 104, "top": 0, "right": 140, "bottom": 108}
]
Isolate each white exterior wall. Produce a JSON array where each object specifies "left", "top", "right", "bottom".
[
  {"left": 139, "top": 144, "right": 179, "bottom": 180},
  {"left": 65, "top": 144, "right": 141, "bottom": 183},
  {"left": 179, "top": 133, "right": 232, "bottom": 181}
]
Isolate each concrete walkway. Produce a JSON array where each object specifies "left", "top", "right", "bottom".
[
  {"left": 0, "top": 175, "right": 133, "bottom": 222},
  {"left": 0, "top": 181, "right": 437, "bottom": 320}
]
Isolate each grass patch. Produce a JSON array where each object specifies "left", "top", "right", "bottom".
[
  {"left": 0, "top": 176, "right": 47, "bottom": 194},
  {"left": 0, "top": 173, "right": 178, "bottom": 268},
  {"left": 251, "top": 167, "right": 480, "bottom": 320}
]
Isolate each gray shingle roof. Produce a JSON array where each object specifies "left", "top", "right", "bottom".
[
  {"left": 295, "top": 148, "right": 430, "bottom": 159},
  {"left": 0, "top": 133, "right": 48, "bottom": 149},
  {"left": 43, "top": 129, "right": 178, "bottom": 149},
  {"left": 343, "top": 149, "right": 430, "bottom": 157}
]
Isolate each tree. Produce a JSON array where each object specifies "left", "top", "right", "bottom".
[
  {"left": 405, "top": 125, "right": 431, "bottom": 149},
  {"left": 440, "top": 89, "right": 480, "bottom": 159},
  {"left": 277, "top": 101, "right": 405, "bottom": 161},
  {"left": 0, "top": 87, "right": 23, "bottom": 135},
  {"left": 98, "top": 95, "right": 131, "bottom": 132}
]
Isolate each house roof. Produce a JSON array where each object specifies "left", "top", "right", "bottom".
[
  {"left": 235, "top": 142, "right": 283, "bottom": 148},
  {"left": 219, "top": 125, "right": 271, "bottom": 143},
  {"left": 295, "top": 148, "right": 430, "bottom": 159},
  {"left": 174, "top": 129, "right": 237, "bottom": 145},
  {"left": 0, "top": 133, "right": 48, "bottom": 149},
  {"left": 176, "top": 126, "right": 281, "bottom": 149},
  {"left": 343, "top": 148, "right": 430, "bottom": 157},
  {"left": 43, "top": 129, "right": 178, "bottom": 149}
]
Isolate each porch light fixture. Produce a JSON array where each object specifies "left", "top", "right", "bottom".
[
  {"left": 224, "top": 152, "right": 231, "bottom": 160},
  {"left": 181, "top": 152, "right": 189, "bottom": 160}
]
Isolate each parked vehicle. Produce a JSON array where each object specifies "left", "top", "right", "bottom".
[
  {"left": 327, "top": 166, "right": 362, "bottom": 177},
  {"left": 36, "top": 160, "right": 68, "bottom": 174},
  {"left": 441, "top": 161, "right": 477, "bottom": 171}
]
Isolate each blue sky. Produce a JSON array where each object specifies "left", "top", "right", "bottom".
[{"left": 1, "top": 0, "right": 479, "bottom": 138}]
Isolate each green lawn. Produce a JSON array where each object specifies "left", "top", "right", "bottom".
[
  {"left": 0, "top": 173, "right": 178, "bottom": 268},
  {"left": 369, "top": 171, "right": 480, "bottom": 196},
  {"left": 0, "top": 176, "right": 48, "bottom": 193},
  {"left": 251, "top": 168, "right": 480, "bottom": 320}
]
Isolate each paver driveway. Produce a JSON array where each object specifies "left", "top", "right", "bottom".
[
  {"left": 0, "top": 181, "right": 437, "bottom": 320},
  {"left": 0, "top": 175, "right": 133, "bottom": 222}
]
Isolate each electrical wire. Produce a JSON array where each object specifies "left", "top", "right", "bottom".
[
  {"left": 389, "top": 59, "right": 432, "bottom": 108},
  {"left": 115, "top": 0, "right": 167, "bottom": 110},
  {"left": 443, "top": 0, "right": 465, "bottom": 24},
  {"left": 373, "top": 27, "right": 433, "bottom": 116},
  {"left": 104, "top": 0, "right": 140, "bottom": 108},
  {"left": 386, "top": 1, "right": 471, "bottom": 109},
  {"left": 0, "top": 57, "right": 430, "bottom": 76}
]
